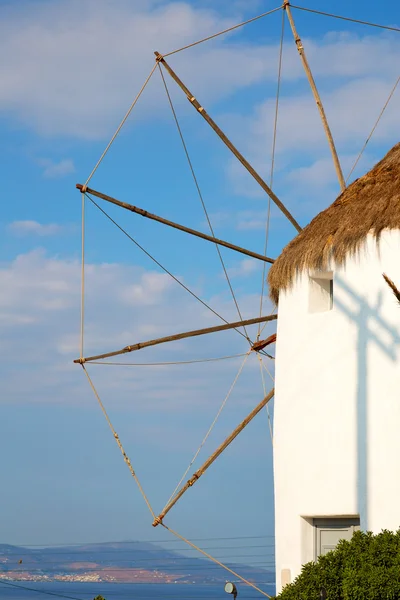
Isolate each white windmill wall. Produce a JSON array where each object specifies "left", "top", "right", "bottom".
[{"left": 273, "top": 230, "right": 400, "bottom": 594}]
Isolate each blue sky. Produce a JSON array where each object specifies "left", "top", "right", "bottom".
[{"left": 1, "top": 0, "right": 400, "bottom": 568}]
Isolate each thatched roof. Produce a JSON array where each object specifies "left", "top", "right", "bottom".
[{"left": 268, "top": 142, "right": 400, "bottom": 304}]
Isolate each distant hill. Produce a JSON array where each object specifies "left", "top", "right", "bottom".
[{"left": 0, "top": 542, "right": 274, "bottom": 585}]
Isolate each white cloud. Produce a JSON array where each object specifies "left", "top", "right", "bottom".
[
  {"left": 228, "top": 77, "right": 400, "bottom": 165},
  {"left": 0, "top": 0, "right": 263, "bottom": 139},
  {"left": 8, "top": 220, "right": 64, "bottom": 236},
  {"left": 39, "top": 158, "right": 75, "bottom": 178},
  {"left": 208, "top": 209, "right": 270, "bottom": 231},
  {"left": 120, "top": 272, "right": 173, "bottom": 306},
  {"left": 0, "top": 248, "right": 276, "bottom": 544},
  {"left": 2, "top": 1, "right": 398, "bottom": 141},
  {"left": 0, "top": 250, "right": 275, "bottom": 419},
  {"left": 237, "top": 209, "right": 270, "bottom": 231},
  {"left": 223, "top": 73, "right": 400, "bottom": 219},
  {"left": 227, "top": 258, "right": 259, "bottom": 278}
]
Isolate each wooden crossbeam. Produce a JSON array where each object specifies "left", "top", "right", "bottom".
[
  {"left": 252, "top": 332, "right": 277, "bottom": 352},
  {"left": 77, "top": 184, "right": 275, "bottom": 265},
  {"left": 283, "top": 1, "right": 345, "bottom": 191},
  {"left": 152, "top": 387, "right": 275, "bottom": 526},
  {"left": 74, "top": 314, "right": 278, "bottom": 364},
  {"left": 154, "top": 52, "right": 302, "bottom": 233}
]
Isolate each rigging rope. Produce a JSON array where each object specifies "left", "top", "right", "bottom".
[
  {"left": 72, "top": 3, "right": 400, "bottom": 593},
  {"left": 290, "top": 4, "right": 400, "bottom": 33},
  {"left": 160, "top": 524, "right": 271, "bottom": 598},
  {"left": 0, "top": 580, "right": 85, "bottom": 600},
  {"left": 158, "top": 64, "right": 250, "bottom": 343},
  {"left": 258, "top": 306, "right": 278, "bottom": 340},
  {"left": 256, "top": 305, "right": 277, "bottom": 441},
  {"left": 20, "top": 535, "right": 273, "bottom": 547},
  {"left": 84, "top": 63, "right": 157, "bottom": 187},
  {"left": 346, "top": 75, "right": 400, "bottom": 183},
  {"left": 153, "top": 389, "right": 274, "bottom": 525},
  {"left": 81, "top": 365, "right": 156, "bottom": 520},
  {"left": 163, "top": 350, "right": 252, "bottom": 508},
  {"left": 163, "top": 6, "right": 283, "bottom": 57},
  {"left": 260, "top": 355, "right": 275, "bottom": 383},
  {"left": 76, "top": 7, "right": 287, "bottom": 590},
  {"left": 88, "top": 353, "right": 248, "bottom": 367},
  {"left": 257, "top": 354, "right": 274, "bottom": 444},
  {"left": 257, "top": 8, "right": 285, "bottom": 339},
  {"left": 80, "top": 192, "right": 85, "bottom": 359},
  {"left": 86, "top": 194, "right": 250, "bottom": 343}
]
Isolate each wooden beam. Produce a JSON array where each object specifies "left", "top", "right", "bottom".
[
  {"left": 154, "top": 52, "right": 302, "bottom": 233},
  {"left": 252, "top": 332, "right": 277, "bottom": 352},
  {"left": 283, "top": 1, "right": 346, "bottom": 191},
  {"left": 153, "top": 387, "right": 275, "bottom": 526},
  {"left": 77, "top": 184, "right": 274, "bottom": 265},
  {"left": 74, "top": 314, "right": 278, "bottom": 364}
]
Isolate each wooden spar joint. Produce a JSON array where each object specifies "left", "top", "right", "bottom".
[
  {"left": 252, "top": 333, "right": 277, "bottom": 353},
  {"left": 74, "top": 357, "right": 85, "bottom": 364},
  {"left": 188, "top": 473, "right": 200, "bottom": 487},
  {"left": 154, "top": 51, "right": 164, "bottom": 63},
  {"left": 76, "top": 183, "right": 87, "bottom": 193},
  {"left": 152, "top": 515, "right": 164, "bottom": 527}
]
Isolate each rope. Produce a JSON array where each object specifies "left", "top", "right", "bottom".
[
  {"left": 346, "top": 75, "right": 400, "bottom": 183},
  {"left": 257, "top": 8, "right": 284, "bottom": 339},
  {"left": 86, "top": 194, "right": 250, "bottom": 343},
  {"left": 81, "top": 365, "right": 156, "bottom": 520},
  {"left": 160, "top": 524, "right": 271, "bottom": 598},
  {"left": 17, "top": 535, "right": 274, "bottom": 547},
  {"left": 87, "top": 353, "right": 248, "bottom": 366},
  {"left": 257, "top": 354, "right": 274, "bottom": 444},
  {"left": 152, "top": 389, "right": 273, "bottom": 525},
  {"left": 290, "top": 4, "right": 400, "bottom": 33},
  {"left": 163, "top": 6, "right": 283, "bottom": 57},
  {"left": 164, "top": 350, "right": 252, "bottom": 508},
  {"left": 257, "top": 306, "right": 278, "bottom": 340},
  {"left": 84, "top": 63, "right": 157, "bottom": 187},
  {"left": 80, "top": 192, "right": 85, "bottom": 359},
  {"left": 260, "top": 355, "right": 275, "bottom": 383},
  {"left": 158, "top": 64, "right": 251, "bottom": 343},
  {"left": 0, "top": 580, "right": 85, "bottom": 600}
]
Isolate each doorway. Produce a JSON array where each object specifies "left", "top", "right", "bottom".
[{"left": 314, "top": 517, "right": 360, "bottom": 559}]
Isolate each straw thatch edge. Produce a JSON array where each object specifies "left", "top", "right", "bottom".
[{"left": 268, "top": 142, "right": 400, "bottom": 304}]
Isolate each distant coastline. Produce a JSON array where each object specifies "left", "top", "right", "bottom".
[{"left": 0, "top": 542, "right": 274, "bottom": 586}]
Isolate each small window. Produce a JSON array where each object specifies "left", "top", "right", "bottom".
[
  {"left": 309, "top": 272, "right": 333, "bottom": 313},
  {"left": 314, "top": 517, "right": 360, "bottom": 559}
]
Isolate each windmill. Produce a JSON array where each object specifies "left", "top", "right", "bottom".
[
  {"left": 269, "top": 143, "right": 400, "bottom": 592},
  {"left": 74, "top": 2, "right": 400, "bottom": 596}
]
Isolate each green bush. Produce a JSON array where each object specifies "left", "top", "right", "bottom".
[{"left": 273, "top": 529, "right": 400, "bottom": 600}]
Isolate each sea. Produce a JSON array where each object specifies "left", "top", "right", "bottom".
[{"left": 0, "top": 582, "right": 276, "bottom": 600}]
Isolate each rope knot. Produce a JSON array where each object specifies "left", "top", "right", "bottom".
[{"left": 188, "top": 473, "right": 199, "bottom": 486}]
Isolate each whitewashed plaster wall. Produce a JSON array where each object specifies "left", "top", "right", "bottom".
[{"left": 273, "top": 230, "right": 400, "bottom": 593}]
